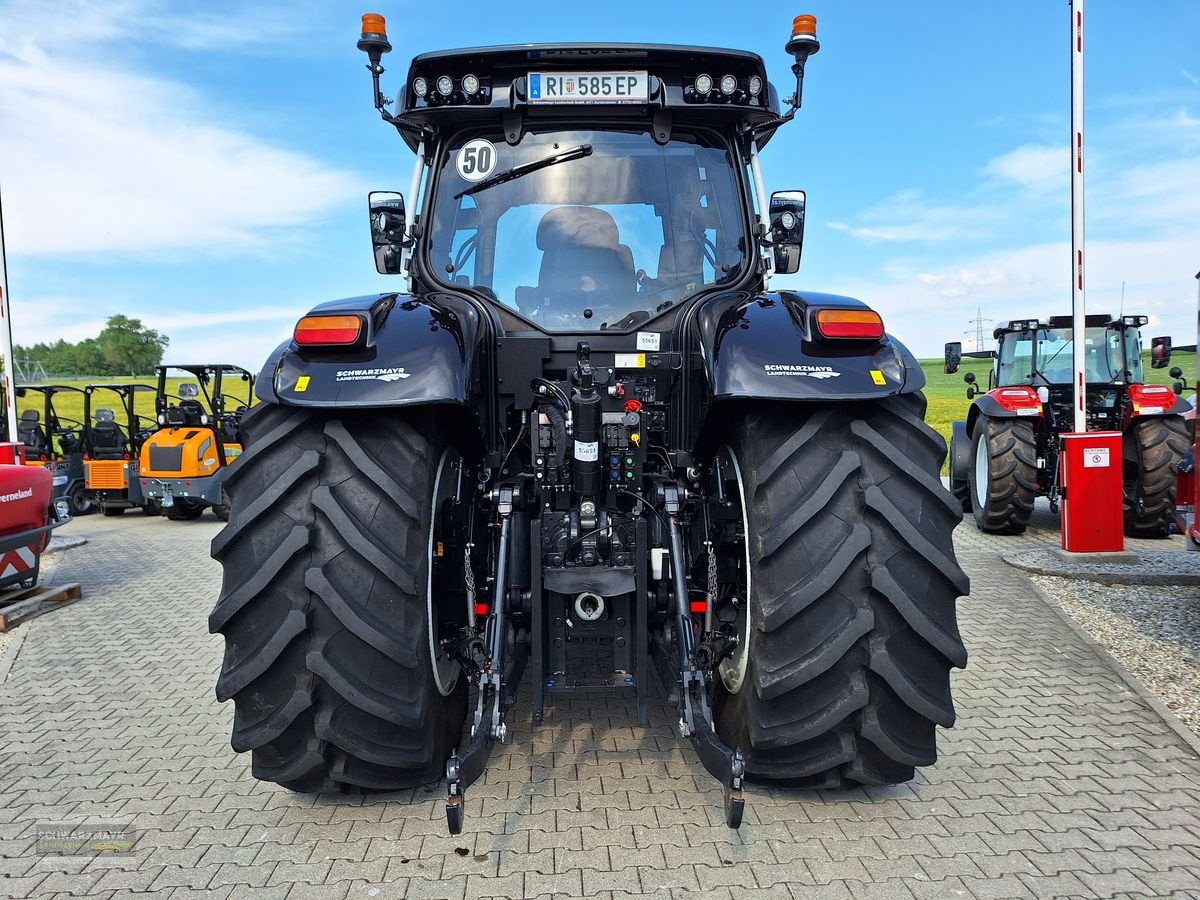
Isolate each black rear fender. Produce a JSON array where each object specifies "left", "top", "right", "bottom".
[
  {"left": 694, "top": 290, "right": 924, "bottom": 402},
  {"left": 692, "top": 290, "right": 925, "bottom": 454},
  {"left": 256, "top": 293, "right": 483, "bottom": 410}
]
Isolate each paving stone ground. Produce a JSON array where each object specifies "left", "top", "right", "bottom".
[{"left": 1, "top": 502, "right": 1199, "bottom": 899}]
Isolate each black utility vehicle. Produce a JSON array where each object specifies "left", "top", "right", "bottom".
[
  {"left": 15, "top": 384, "right": 90, "bottom": 515},
  {"left": 211, "top": 14, "right": 969, "bottom": 832}
]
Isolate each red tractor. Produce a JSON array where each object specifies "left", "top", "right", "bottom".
[{"left": 945, "top": 314, "right": 1190, "bottom": 537}]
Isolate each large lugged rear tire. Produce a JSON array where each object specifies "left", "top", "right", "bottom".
[
  {"left": 1123, "top": 415, "right": 1189, "bottom": 538},
  {"left": 713, "top": 394, "right": 968, "bottom": 788},
  {"left": 209, "top": 403, "right": 467, "bottom": 792},
  {"left": 969, "top": 416, "right": 1038, "bottom": 534}
]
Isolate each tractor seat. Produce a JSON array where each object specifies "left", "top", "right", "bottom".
[
  {"left": 18, "top": 410, "right": 47, "bottom": 459},
  {"left": 91, "top": 418, "right": 128, "bottom": 460},
  {"left": 525, "top": 206, "right": 635, "bottom": 313},
  {"left": 167, "top": 400, "right": 206, "bottom": 427}
]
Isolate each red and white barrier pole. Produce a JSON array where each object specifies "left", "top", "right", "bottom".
[
  {"left": 1059, "top": 0, "right": 1124, "bottom": 553},
  {"left": 1070, "top": 0, "right": 1086, "bottom": 434},
  {"left": 0, "top": 183, "right": 18, "bottom": 442}
]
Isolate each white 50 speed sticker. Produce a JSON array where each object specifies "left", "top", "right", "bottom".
[{"left": 457, "top": 139, "right": 498, "bottom": 181}]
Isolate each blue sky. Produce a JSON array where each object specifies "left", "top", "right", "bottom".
[{"left": 1, "top": 0, "right": 1198, "bottom": 367}]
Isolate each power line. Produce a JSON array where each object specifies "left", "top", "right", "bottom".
[{"left": 965, "top": 307, "right": 988, "bottom": 352}]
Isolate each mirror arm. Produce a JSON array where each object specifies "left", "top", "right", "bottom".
[{"left": 745, "top": 51, "right": 814, "bottom": 142}]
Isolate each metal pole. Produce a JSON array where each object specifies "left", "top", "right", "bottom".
[
  {"left": 1070, "top": 0, "right": 1087, "bottom": 433},
  {"left": 0, "top": 182, "right": 19, "bottom": 442}
]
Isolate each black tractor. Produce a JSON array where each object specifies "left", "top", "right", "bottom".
[
  {"left": 210, "top": 14, "right": 969, "bottom": 833},
  {"left": 946, "top": 315, "right": 1190, "bottom": 537}
]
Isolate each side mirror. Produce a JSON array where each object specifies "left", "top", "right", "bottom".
[
  {"left": 1175, "top": 383, "right": 1184, "bottom": 396},
  {"left": 369, "top": 191, "right": 407, "bottom": 275},
  {"left": 944, "top": 341, "right": 962, "bottom": 375},
  {"left": 1150, "top": 335, "right": 1171, "bottom": 368},
  {"left": 768, "top": 190, "right": 805, "bottom": 275},
  {"left": 178, "top": 383, "right": 200, "bottom": 399}
]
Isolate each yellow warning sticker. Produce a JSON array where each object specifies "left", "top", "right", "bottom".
[
  {"left": 870, "top": 370, "right": 887, "bottom": 386},
  {"left": 614, "top": 353, "right": 646, "bottom": 368},
  {"left": 295, "top": 375, "right": 310, "bottom": 392}
]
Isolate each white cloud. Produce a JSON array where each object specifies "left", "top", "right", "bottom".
[
  {"left": 826, "top": 235, "right": 1200, "bottom": 358},
  {"left": 983, "top": 144, "right": 1065, "bottom": 196},
  {"left": 0, "top": 0, "right": 363, "bottom": 258},
  {"left": 827, "top": 190, "right": 995, "bottom": 243},
  {"left": 1182, "top": 69, "right": 1199, "bottom": 86},
  {"left": 9, "top": 293, "right": 299, "bottom": 371}
]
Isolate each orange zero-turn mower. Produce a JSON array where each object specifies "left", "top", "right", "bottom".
[
  {"left": 82, "top": 383, "right": 157, "bottom": 516},
  {"left": 137, "top": 365, "right": 254, "bottom": 521}
]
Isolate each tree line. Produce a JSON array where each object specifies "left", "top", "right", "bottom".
[{"left": 15, "top": 315, "right": 169, "bottom": 376}]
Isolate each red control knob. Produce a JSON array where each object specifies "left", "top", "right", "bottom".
[{"left": 624, "top": 399, "right": 643, "bottom": 413}]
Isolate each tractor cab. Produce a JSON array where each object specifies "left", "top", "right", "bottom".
[
  {"left": 138, "top": 365, "right": 254, "bottom": 520},
  {"left": 14, "top": 385, "right": 91, "bottom": 514},
  {"left": 995, "top": 315, "right": 1143, "bottom": 388},
  {"left": 82, "top": 383, "right": 157, "bottom": 515}
]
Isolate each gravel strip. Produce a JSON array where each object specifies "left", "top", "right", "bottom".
[
  {"left": 1008, "top": 548, "right": 1200, "bottom": 585},
  {"left": 1033, "top": 574, "right": 1200, "bottom": 737}
]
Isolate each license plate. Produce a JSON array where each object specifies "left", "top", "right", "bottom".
[{"left": 528, "top": 71, "right": 648, "bottom": 104}]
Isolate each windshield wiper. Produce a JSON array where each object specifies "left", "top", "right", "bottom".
[{"left": 453, "top": 144, "right": 592, "bottom": 199}]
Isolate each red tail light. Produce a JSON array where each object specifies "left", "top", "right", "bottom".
[
  {"left": 992, "top": 387, "right": 1043, "bottom": 416},
  {"left": 689, "top": 599, "right": 708, "bottom": 614},
  {"left": 1127, "top": 383, "right": 1172, "bottom": 415},
  {"left": 474, "top": 602, "right": 489, "bottom": 617},
  {"left": 815, "top": 308, "right": 884, "bottom": 340},
  {"left": 294, "top": 314, "right": 364, "bottom": 346}
]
